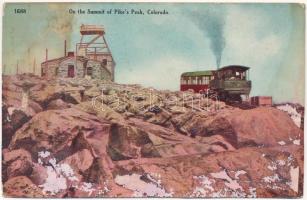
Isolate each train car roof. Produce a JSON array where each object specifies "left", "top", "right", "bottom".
[
  {"left": 181, "top": 70, "right": 214, "bottom": 77},
  {"left": 218, "top": 65, "right": 250, "bottom": 71}
]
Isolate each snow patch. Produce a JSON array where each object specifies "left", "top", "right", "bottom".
[
  {"left": 38, "top": 151, "right": 51, "bottom": 158},
  {"left": 268, "top": 163, "right": 277, "bottom": 171},
  {"left": 7, "top": 107, "right": 16, "bottom": 115},
  {"left": 37, "top": 151, "right": 106, "bottom": 196},
  {"left": 263, "top": 174, "right": 280, "bottom": 183},
  {"left": 191, "top": 175, "right": 215, "bottom": 197},
  {"left": 278, "top": 141, "right": 286, "bottom": 145},
  {"left": 80, "top": 182, "right": 95, "bottom": 196},
  {"left": 276, "top": 104, "right": 302, "bottom": 128},
  {"left": 234, "top": 170, "right": 247, "bottom": 179},
  {"left": 211, "top": 170, "right": 243, "bottom": 191},
  {"left": 289, "top": 166, "right": 299, "bottom": 193},
  {"left": 115, "top": 173, "right": 173, "bottom": 197},
  {"left": 276, "top": 160, "right": 286, "bottom": 166},
  {"left": 40, "top": 166, "right": 67, "bottom": 195},
  {"left": 293, "top": 139, "right": 300, "bottom": 145},
  {"left": 190, "top": 170, "right": 256, "bottom": 198}
]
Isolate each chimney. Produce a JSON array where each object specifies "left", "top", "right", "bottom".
[
  {"left": 67, "top": 51, "right": 74, "bottom": 57},
  {"left": 64, "top": 40, "right": 67, "bottom": 56}
]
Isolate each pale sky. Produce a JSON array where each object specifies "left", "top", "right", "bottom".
[{"left": 2, "top": 3, "right": 305, "bottom": 104}]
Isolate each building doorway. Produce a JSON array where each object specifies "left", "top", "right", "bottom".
[{"left": 68, "top": 65, "right": 75, "bottom": 78}]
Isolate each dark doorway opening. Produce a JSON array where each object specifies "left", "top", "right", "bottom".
[{"left": 68, "top": 65, "right": 75, "bottom": 78}]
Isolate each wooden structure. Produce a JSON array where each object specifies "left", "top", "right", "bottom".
[
  {"left": 76, "top": 25, "right": 115, "bottom": 81},
  {"left": 251, "top": 96, "right": 272, "bottom": 106}
]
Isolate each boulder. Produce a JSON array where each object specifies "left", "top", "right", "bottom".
[
  {"left": 46, "top": 99, "right": 71, "bottom": 110},
  {"left": 30, "top": 163, "right": 48, "bottom": 185},
  {"left": 107, "top": 123, "right": 154, "bottom": 161},
  {"left": 59, "top": 149, "right": 94, "bottom": 173},
  {"left": 145, "top": 109, "right": 172, "bottom": 127},
  {"left": 113, "top": 145, "right": 303, "bottom": 198},
  {"left": 228, "top": 107, "right": 302, "bottom": 147},
  {"left": 2, "top": 106, "right": 32, "bottom": 148},
  {"left": 4, "top": 176, "right": 45, "bottom": 197},
  {"left": 172, "top": 107, "right": 303, "bottom": 147},
  {"left": 8, "top": 108, "right": 110, "bottom": 161},
  {"left": 3, "top": 149, "right": 33, "bottom": 181}
]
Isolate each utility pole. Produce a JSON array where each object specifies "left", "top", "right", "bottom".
[
  {"left": 16, "top": 60, "right": 19, "bottom": 75},
  {"left": 33, "top": 58, "right": 36, "bottom": 74}
]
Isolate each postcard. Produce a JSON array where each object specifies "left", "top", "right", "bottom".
[{"left": 1, "top": 1, "right": 305, "bottom": 198}]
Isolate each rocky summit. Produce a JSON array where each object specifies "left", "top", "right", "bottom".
[{"left": 2, "top": 74, "right": 304, "bottom": 198}]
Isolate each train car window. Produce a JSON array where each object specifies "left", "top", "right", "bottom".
[
  {"left": 242, "top": 72, "right": 246, "bottom": 80},
  {"left": 205, "top": 76, "right": 209, "bottom": 84}
]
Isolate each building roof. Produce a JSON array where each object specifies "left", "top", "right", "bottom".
[
  {"left": 181, "top": 70, "right": 214, "bottom": 77},
  {"left": 218, "top": 65, "right": 250, "bottom": 71},
  {"left": 41, "top": 55, "right": 88, "bottom": 65}
]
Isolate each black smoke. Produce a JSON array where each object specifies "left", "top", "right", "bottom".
[{"left": 189, "top": 8, "right": 226, "bottom": 68}]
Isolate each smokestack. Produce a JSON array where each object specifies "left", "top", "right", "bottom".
[
  {"left": 64, "top": 40, "right": 67, "bottom": 56},
  {"left": 45, "top": 48, "right": 48, "bottom": 61}
]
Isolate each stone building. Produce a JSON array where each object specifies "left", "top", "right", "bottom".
[
  {"left": 41, "top": 25, "right": 115, "bottom": 81},
  {"left": 41, "top": 52, "right": 114, "bottom": 80}
]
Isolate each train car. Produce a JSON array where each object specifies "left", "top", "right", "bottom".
[
  {"left": 209, "top": 65, "right": 251, "bottom": 102},
  {"left": 180, "top": 70, "right": 214, "bottom": 93}
]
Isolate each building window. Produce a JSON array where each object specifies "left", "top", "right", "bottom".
[
  {"left": 41, "top": 68, "right": 45, "bottom": 76},
  {"left": 87, "top": 67, "right": 93, "bottom": 76},
  {"left": 102, "top": 59, "right": 107, "bottom": 65},
  {"left": 55, "top": 67, "right": 59, "bottom": 76}
]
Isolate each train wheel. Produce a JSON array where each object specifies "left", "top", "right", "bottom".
[
  {"left": 230, "top": 94, "right": 242, "bottom": 103},
  {"left": 218, "top": 92, "right": 227, "bottom": 102}
]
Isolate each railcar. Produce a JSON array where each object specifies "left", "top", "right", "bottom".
[
  {"left": 180, "top": 70, "right": 214, "bottom": 93},
  {"left": 209, "top": 65, "right": 251, "bottom": 102},
  {"left": 180, "top": 65, "right": 251, "bottom": 102}
]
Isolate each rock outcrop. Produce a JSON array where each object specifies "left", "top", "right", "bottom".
[{"left": 2, "top": 74, "right": 304, "bottom": 198}]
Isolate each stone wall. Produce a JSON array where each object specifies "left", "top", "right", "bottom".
[
  {"left": 42, "top": 56, "right": 114, "bottom": 80},
  {"left": 41, "top": 63, "right": 58, "bottom": 79},
  {"left": 58, "top": 58, "right": 85, "bottom": 78},
  {"left": 86, "top": 60, "right": 111, "bottom": 80},
  {"left": 88, "top": 53, "right": 115, "bottom": 81}
]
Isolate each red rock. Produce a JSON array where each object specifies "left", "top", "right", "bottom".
[
  {"left": 228, "top": 107, "right": 302, "bottom": 147},
  {"left": 4, "top": 176, "right": 45, "bottom": 197},
  {"left": 60, "top": 149, "right": 94, "bottom": 173},
  {"left": 113, "top": 145, "right": 303, "bottom": 198},
  {"left": 3, "top": 149, "right": 33, "bottom": 181},
  {"left": 7, "top": 159, "right": 32, "bottom": 179},
  {"left": 8, "top": 107, "right": 110, "bottom": 159},
  {"left": 30, "top": 163, "right": 48, "bottom": 185},
  {"left": 46, "top": 99, "right": 71, "bottom": 110}
]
